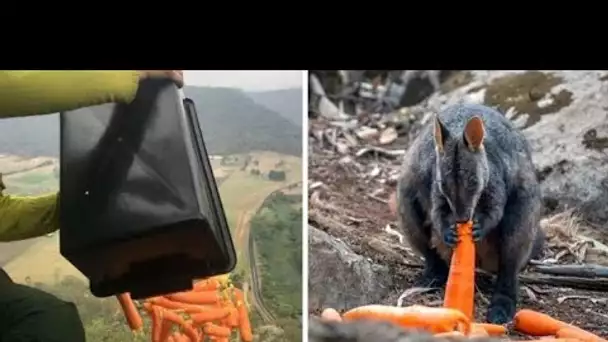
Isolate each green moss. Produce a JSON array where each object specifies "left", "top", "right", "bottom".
[
  {"left": 484, "top": 71, "right": 573, "bottom": 128},
  {"left": 440, "top": 71, "right": 473, "bottom": 93}
]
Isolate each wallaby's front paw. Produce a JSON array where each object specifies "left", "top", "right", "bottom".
[
  {"left": 472, "top": 217, "right": 484, "bottom": 241},
  {"left": 442, "top": 225, "right": 458, "bottom": 247},
  {"left": 486, "top": 294, "right": 516, "bottom": 324}
]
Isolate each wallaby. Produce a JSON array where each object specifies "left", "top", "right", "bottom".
[{"left": 396, "top": 103, "right": 544, "bottom": 324}]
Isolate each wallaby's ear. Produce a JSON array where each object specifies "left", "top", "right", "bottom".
[
  {"left": 433, "top": 115, "right": 448, "bottom": 153},
  {"left": 463, "top": 116, "right": 485, "bottom": 151}
]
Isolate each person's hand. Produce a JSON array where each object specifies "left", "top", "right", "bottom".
[{"left": 138, "top": 70, "right": 184, "bottom": 88}]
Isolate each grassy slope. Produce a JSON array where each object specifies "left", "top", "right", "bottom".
[{"left": 250, "top": 192, "right": 303, "bottom": 341}]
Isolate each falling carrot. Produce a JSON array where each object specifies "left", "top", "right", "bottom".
[
  {"left": 171, "top": 332, "right": 189, "bottom": 342},
  {"left": 143, "top": 304, "right": 162, "bottom": 342},
  {"left": 148, "top": 296, "right": 205, "bottom": 314},
  {"left": 159, "top": 310, "right": 199, "bottom": 341},
  {"left": 116, "top": 293, "right": 143, "bottom": 331},
  {"left": 190, "top": 308, "right": 230, "bottom": 324},
  {"left": 237, "top": 301, "right": 253, "bottom": 342},
  {"left": 166, "top": 291, "right": 220, "bottom": 305},
  {"left": 123, "top": 276, "right": 253, "bottom": 342},
  {"left": 203, "top": 323, "right": 232, "bottom": 338},
  {"left": 193, "top": 279, "right": 220, "bottom": 291},
  {"left": 342, "top": 304, "right": 471, "bottom": 334},
  {"left": 443, "top": 221, "right": 476, "bottom": 321},
  {"left": 158, "top": 319, "right": 173, "bottom": 342},
  {"left": 225, "top": 306, "right": 239, "bottom": 328}
]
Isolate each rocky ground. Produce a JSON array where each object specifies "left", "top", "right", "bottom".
[{"left": 308, "top": 70, "right": 608, "bottom": 338}]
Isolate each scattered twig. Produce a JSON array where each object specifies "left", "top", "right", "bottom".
[
  {"left": 532, "top": 264, "right": 608, "bottom": 278},
  {"left": 383, "top": 224, "right": 404, "bottom": 244},
  {"left": 367, "top": 194, "right": 389, "bottom": 204},
  {"left": 558, "top": 295, "right": 607, "bottom": 304},
  {"left": 519, "top": 274, "right": 608, "bottom": 291},
  {"left": 521, "top": 285, "right": 538, "bottom": 302},
  {"left": 475, "top": 268, "right": 608, "bottom": 291},
  {"left": 355, "top": 146, "right": 405, "bottom": 159},
  {"left": 309, "top": 209, "right": 354, "bottom": 235},
  {"left": 396, "top": 287, "right": 438, "bottom": 307}
]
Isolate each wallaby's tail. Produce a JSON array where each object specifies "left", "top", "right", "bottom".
[{"left": 530, "top": 228, "right": 546, "bottom": 260}]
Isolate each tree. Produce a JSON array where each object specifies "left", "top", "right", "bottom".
[{"left": 268, "top": 170, "right": 286, "bottom": 181}]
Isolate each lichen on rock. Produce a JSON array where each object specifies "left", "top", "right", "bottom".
[{"left": 483, "top": 71, "right": 573, "bottom": 128}]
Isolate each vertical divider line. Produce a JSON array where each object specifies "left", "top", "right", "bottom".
[{"left": 301, "top": 69, "right": 310, "bottom": 342}]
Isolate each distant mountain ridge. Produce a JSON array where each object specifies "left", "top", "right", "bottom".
[
  {"left": 184, "top": 86, "right": 301, "bottom": 156},
  {"left": 246, "top": 88, "right": 302, "bottom": 127},
  {"left": 0, "top": 86, "right": 302, "bottom": 158}
]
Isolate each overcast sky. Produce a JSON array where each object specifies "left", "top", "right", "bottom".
[{"left": 183, "top": 70, "right": 304, "bottom": 91}]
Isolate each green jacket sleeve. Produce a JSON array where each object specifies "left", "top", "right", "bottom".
[
  {"left": 0, "top": 70, "right": 140, "bottom": 118},
  {"left": 0, "top": 193, "right": 58, "bottom": 242}
]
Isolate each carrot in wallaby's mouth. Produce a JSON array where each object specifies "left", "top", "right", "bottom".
[{"left": 443, "top": 221, "right": 476, "bottom": 321}]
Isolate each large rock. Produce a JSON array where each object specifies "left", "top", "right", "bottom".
[
  {"left": 308, "top": 226, "right": 393, "bottom": 310},
  {"left": 426, "top": 70, "right": 608, "bottom": 226}
]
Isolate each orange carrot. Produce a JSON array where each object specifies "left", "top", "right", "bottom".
[
  {"left": 514, "top": 309, "right": 566, "bottom": 335},
  {"left": 434, "top": 331, "right": 465, "bottom": 337},
  {"left": 203, "top": 323, "right": 231, "bottom": 337},
  {"left": 194, "top": 279, "right": 220, "bottom": 291},
  {"left": 167, "top": 335, "right": 176, "bottom": 342},
  {"left": 556, "top": 327, "right": 607, "bottom": 342},
  {"left": 224, "top": 306, "right": 239, "bottom": 328},
  {"left": 513, "top": 309, "right": 570, "bottom": 336},
  {"left": 521, "top": 339, "right": 584, "bottom": 342},
  {"left": 159, "top": 320, "right": 173, "bottom": 342},
  {"left": 233, "top": 288, "right": 245, "bottom": 301},
  {"left": 321, "top": 308, "right": 342, "bottom": 322},
  {"left": 171, "top": 332, "right": 189, "bottom": 342},
  {"left": 190, "top": 308, "right": 230, "bottom": 324},
  {"left": 469, "top": 324, "right": 489, "bottom": 337},
  {"left": 514, "top": 309, "right": 588, "bottom": 338},
  {"left": 160, "top": 310, "right": 199, "bottom": 341},
  {"left": 167, "top": 291, "right": 220, "bottom": 305},
  {"left": 148, "top": 296, "right": 206, "bottom": 313},
  {"left": 237, "top": 301, "right": 253, "bottom": 341},
  {"left": 342, "top": 304, "right": 470, "bottom": 334},
  {"left": 443, "top": 221, "right": 476, "bottom": 320},
  {"left": 145, "top": 304, "right": 163, "bottom": 342},
  {"left": 471, "top": 323, "right": 507, "bottom": 336},
  {"left": 116, "top": 293, "right": 143, "bottom": 331}
]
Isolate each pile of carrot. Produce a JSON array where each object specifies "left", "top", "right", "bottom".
[
  {"left": 116, "top": 275, "right": 253, "bottom": 342},
  {"left": 334, "top": 221, "right": 607, "bottom": 341}
]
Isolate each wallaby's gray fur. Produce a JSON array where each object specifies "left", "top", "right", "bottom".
[{"left": 396, "top": 103, "right": 544, "bottom": 324}]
